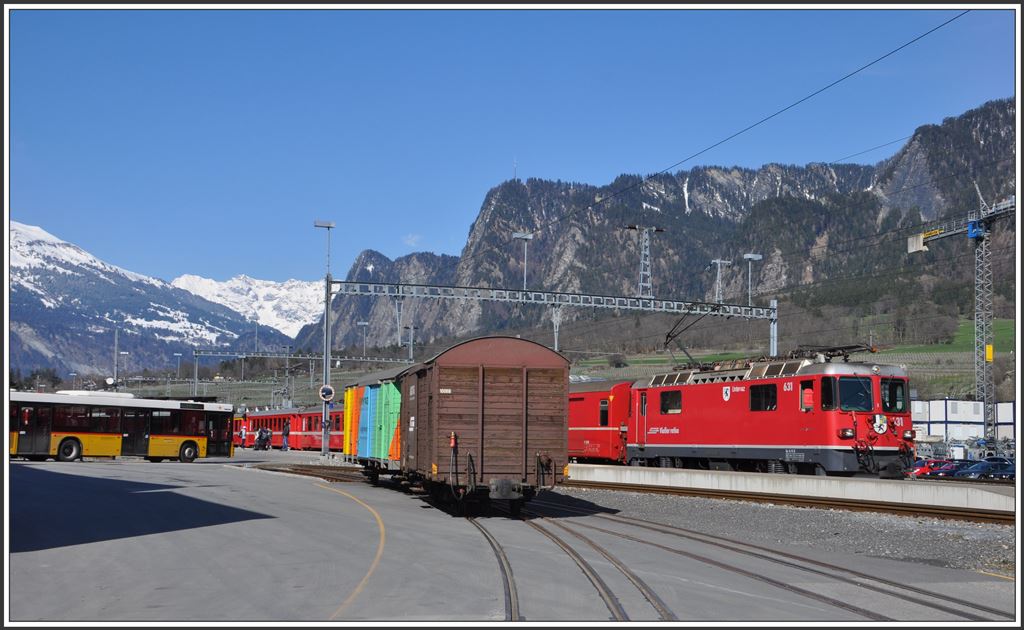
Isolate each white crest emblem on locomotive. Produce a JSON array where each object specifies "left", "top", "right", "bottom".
[
  {"left": 722, "top": 386, "right": 731, "bottom": 401},
  {"left": 872, "top": 414, "right": 888, "bottom": 434}
]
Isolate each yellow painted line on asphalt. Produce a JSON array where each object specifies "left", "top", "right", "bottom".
[
  {"left": 975, "top": 569, "right": 1015, "bottom": 581},
  {"left": 316, "top": 482, "right": 387, "bottom": 620}
]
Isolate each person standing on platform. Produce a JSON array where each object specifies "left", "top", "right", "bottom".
[
  {"left": 239, "top": 422, "right": 247, "bottom": 448},
  {"left": 282, "top": 417, "right": 290, "bottom": 451}
]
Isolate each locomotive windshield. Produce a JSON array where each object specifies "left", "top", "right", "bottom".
[
  {"left": 880, "top": 378, "right": 907, "bottom": 413},
  {"left": 838, "top": 377, "right": 873, "bottom": 412}
]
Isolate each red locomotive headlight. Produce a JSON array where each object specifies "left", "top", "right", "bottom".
[
  {"left": 902, "top": 429, "right": 915, "bottom": 440},
  {"left": 838, "top": 428, "right": 855, "bottom": 439}
]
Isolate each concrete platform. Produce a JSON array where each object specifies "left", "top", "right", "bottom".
[{"left": 566, "top": 464, "right": 1016, "bottom": 514}]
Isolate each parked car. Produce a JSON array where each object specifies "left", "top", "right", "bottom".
[
  {"left": 983, "top": 456, "right": 1014, "bottom": 466},
  {"left": 909, "top": 459, "right": 952, "bottom": 477},
  {"left": 987, "top": 465, "right": 1015, "bottom": 481},
  {"left": 922, "top": 460, "right": 976, "bottom": 478},
  {"left": 953, "top": 461, "right": 1014, "bottom": 479}
]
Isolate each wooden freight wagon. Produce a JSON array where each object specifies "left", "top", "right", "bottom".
[{"left": 396, "top": 336, "right": 568, "bottom": 514}]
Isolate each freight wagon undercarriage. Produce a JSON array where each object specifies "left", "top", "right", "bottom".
[{"left": 359, "top": 451, "right": 558, "bottom": 515}]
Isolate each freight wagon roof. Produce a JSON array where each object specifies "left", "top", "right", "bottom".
[
  {"left": 401, "top": 336, "right": 569, "bottom": 376},
  {"left": 342, "top": 364, "right": 410, "bottom": 388}
]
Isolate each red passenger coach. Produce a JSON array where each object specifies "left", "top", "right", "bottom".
[
  {"left": 568, "top": 379, "right": 632, "bottom": 463},
  {"left": 232, "top": 407, "right": 344, "bottom": 451},
  {"left": 569, "top": 348, "right": 915, "bottom": 477}
]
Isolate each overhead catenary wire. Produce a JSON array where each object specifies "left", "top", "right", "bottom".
[{"left": 453, "top": 9, "right": 973, "bottom": 274}]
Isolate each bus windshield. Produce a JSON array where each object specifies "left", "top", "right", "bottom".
[{"left": 838, "top": 377, "right": 873, "bottom": 412}]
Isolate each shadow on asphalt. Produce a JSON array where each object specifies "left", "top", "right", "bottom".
[
  {"left": 378, "top": 480, "right": 621, "bottom": 520},
  {"left": 9, "top": 464, "right": 272, "bottom": 552}
]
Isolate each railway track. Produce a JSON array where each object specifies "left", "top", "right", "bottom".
[
  {"left": 248, "top": 463, "right": 1013, "bottom": 621},
  {"left": 527, "top": 496, "right": 1016, "bottom": 622},
  {"left": 480, "top": 500, "right": 676, "bottom": 621}
]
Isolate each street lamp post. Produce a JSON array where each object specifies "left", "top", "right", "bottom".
[
  {"left": 173, "top": 352, "right": 183, "bottom": 380},
  {"left": 742, "top": 253, "right": 763, "bottom": 306},
  {"left": 512, "top": 232, "right": 533, "bottom": 291},
  {"left": 119, "top": 351, "right": 129, "bottom": 391},
  {"left": 315, "top": 219, "right": 336, "bottom": 457},
  {"left": 357, "top": 321, "right": 369, "bottom": 356}
]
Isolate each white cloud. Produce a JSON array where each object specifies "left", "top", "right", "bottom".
[{"left": 403, "top": 234, "right": 422, "bottom": 247}]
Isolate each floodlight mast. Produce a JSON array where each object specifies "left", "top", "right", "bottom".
[{"left": 314, "top": 219, "right": 336, "bottom": 456}]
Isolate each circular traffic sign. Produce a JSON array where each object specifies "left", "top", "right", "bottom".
[{"left": 319, "top": 385, "right": 335, "bottom": 402}]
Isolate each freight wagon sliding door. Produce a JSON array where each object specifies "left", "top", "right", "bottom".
[
  {"left": 525, "top": 368, "right": 567, "bottom": 483},
  {"left": 435, "top": 367, "right": 482, "bottom": 483},
  {"left": 481, "top": 367, "right": 525, "bottom": 482}
]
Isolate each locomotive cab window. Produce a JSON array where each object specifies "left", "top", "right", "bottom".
[
  {"left": 750, "top": 384, "right": 777, "bottom": 411},
  {"left": 821, "top": 377, "right": 837, "bottom": 410},
  {"left": 660, "top": 390, "right": 682, "bottom": 415},
  {"left": 838, "top": 377, "right": 873, "bottom": 412},
  {"left": 881, "top": 378, "right": 907, "bottom": 413},
  {"left": 599, "top": 400, "right": 609, "bottom": 426}
]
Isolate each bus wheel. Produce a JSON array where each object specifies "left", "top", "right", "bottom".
[
  {"left": 57, "top": 439, "right": 82, "bottom": 462},
  {"left": 179, "top": 442, "right": 198, "bottom": 463}
]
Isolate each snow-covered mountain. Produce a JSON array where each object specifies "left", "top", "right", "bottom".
[
  {"left": 171, "top": 274, "right": 323, "bottom": 338},
  {"left": 8, "top": 221, "right": 292, "bottom": 377}
]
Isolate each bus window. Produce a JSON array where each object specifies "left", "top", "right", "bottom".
[{"left": 53, "top": 405, "right": 89, "bottom": 431}]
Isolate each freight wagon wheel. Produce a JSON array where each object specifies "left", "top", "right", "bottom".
[
  {"left": 57, "top": 438, "right": 82, "bottom": 462},
  {"left": 179, "top": 442, "right": 198, "bottom": 463},
  {"left": 509, "top": 499, "right": 523, "bottom": 517}
]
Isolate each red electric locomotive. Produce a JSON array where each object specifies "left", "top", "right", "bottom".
[
  {"left": 569, "top": 347, "right": 915, "bottom": 477},
  {"left": 232, "top": 406, "right": 344, "bottom": 451}
]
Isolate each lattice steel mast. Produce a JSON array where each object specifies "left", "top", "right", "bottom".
[{"left": 908, "top": 190, "right": 1015, "bottom": 441}]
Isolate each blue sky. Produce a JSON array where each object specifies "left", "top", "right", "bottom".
[{"left": 8, "top": 6, "right": 1018, "bottom": 283}]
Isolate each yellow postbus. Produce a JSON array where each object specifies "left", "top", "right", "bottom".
[{"left": 9, "top": 391, "right": 234, "bottom": 462}]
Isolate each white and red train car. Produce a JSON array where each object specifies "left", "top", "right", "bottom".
[
  {"left": 232, "top": 406, "right": 345, "bottom": 451},
  {"left": 569, "top": 351, "right": 915, "bottom": 477}
]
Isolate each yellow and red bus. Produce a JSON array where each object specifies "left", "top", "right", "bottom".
[{"left": 9, "top": 391, "right": 234, "bottom": 462}]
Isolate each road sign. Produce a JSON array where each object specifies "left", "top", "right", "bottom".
[{"left": 319, "top": 385, "right": 335, "bottom": 402}]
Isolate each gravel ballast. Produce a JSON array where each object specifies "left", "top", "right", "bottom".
[{"left": 547, "top": 487, "right": 1017, "bottom": 577}]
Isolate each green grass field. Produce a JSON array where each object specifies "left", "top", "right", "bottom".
[
  {"left": 576, "top": 318, "right": 1015, "bottom": 367},
  {"left": 878, "top": 318, "right": 1015, "bottom": 354}
]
